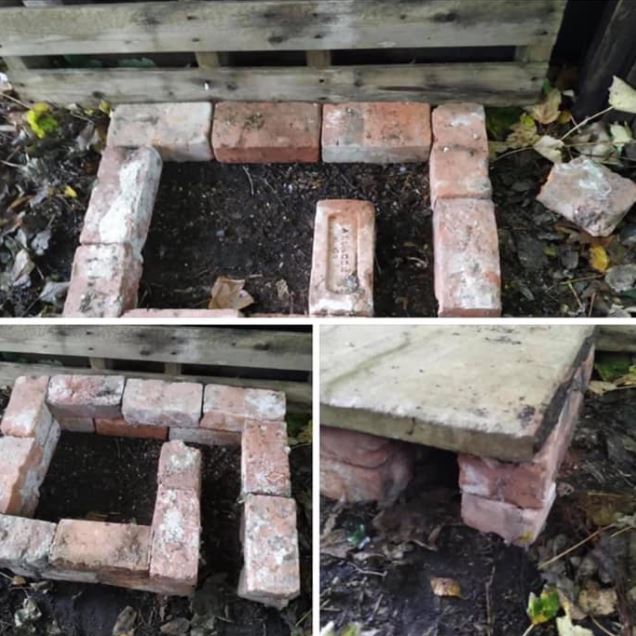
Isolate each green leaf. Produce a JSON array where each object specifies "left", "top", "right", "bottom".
[
  {"left": 339, "top": 625, "right": 361, "bottom": 636},
  {"left": 117, "top": 57, "right": 156, "bottom": 68},
  {"left": 594, "top": 352, "right": 632, "bottom": 382},
  {"left": 63, "top": 54, "right": 104, "bottom": 69},
  {"left": 347, "top": 524, "right": 367, "bottom": 548},
  {"left": 485, "top": 106, "right": 524, "bottom": 140},
  {"left": 527, "top": 587, "right": 560, "bottom": 625},
  {"left": 25, "top": 102, "right": 59, "bottom": 139}
]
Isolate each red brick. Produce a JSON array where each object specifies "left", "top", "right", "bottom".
[
  {"left": 238, "top": 494, "right": 299, "bottom": 608},
  {"left": 321, "top": 426, "right": 401, "bottom": 468},
  {"left": 432, "top": 103, "right": 488, "bottom": 154},
  {"left": 536, "top": 156, "right": 636, "bottom": 237},
  {"left": 0, "top": 514, "right": 57, "bottom": 577},
  {"left": 309, "top": 199, "right": 375, "bottom": 316},
  {"left": 95, "top": 418, "right": 168, "bottom": 440},
  {"left": 322, "top": 102, "right": 431, "bottom": 163},
  {"left": 63, "top": 244, "right": 142, "bottom": 317},
  {"left": 58, "top": 417, "right": 95, "bottom": 433},
  {"left": 433, "top": 198, "right": 501, "bottom": 317},
  {"left": 107, "top": 102, "right": 214, "bottom": 162},
  {"left": 461, "top": 485, "right": 556, "bottom": 546},
  {"left": 212, "top": 102, "right": 321, "bottom": 163},
  {"left": 123, "top": 309, "right": 241, "bottom": 318},
  {"left": 169, "top": 427, "right": 241, "bottom": 447},
  {"left": 201, "top": 384, "right": 286, "bottom": 433},
  {"left": 122, "top": 379, "right": 202, "bottom": 428},
  {"left": 158, "top": 441, "right": 202, "bottom": 495},
  {"left": 458, "top": 348, "right": 593, "bottom": 509},
  {"left": 150, "top": 485, "right": 200, "bottom": 596},
  {"left": 241, "top": 420, "right": 291, "bottom": 497},
  {"left": 47, "top": 374, "right": 125, "bottom": 419},
  {"left": 429, "top": 145, "right": 491, "bottom": 206},
  {"left": 1, "top": 376, "right": 53, "bottom": 446},
  {"left": 48, "top": 520, "right": 151, "bottom": 583},
  {"left": 0, "top": 437, "right": 43, "bottom": 515},
  {"left": 79, "top": 146, "right": 161, "bottom": 256}
]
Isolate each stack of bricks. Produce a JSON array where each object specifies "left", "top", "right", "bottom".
[
  {"left": 429, "top": 103, "right": 501, "bottom": 317},
  {"left": 458, "top": 346, "right": 594, "bottom": 545},
  {"left": 0, "top": 374, "right": 300, "bottom": 605},
  {"left": 320, "top": 426, "right": 414, "bottom": 504}
]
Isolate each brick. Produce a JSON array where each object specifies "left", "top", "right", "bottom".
[
  {"left": 0, "top": 515, "right": 57, "bottom": 577},
  {"left": 429, "top": 145, "right": 491, "bottom": 206},
  {"left": 123, "top": 379, "right": 203, "bottom": 428},
  {"left": 1, "top": 376, "right": 53, "bottom": 446},
  {"left": 0, "top": 437, "right": 43, "bottom": 515},
  {"left": 201, "top": 385, "right": 286, "bottom": 433},
  {"left": 537, "top": 156, "right": 636, "bottom": 237},
  {"left": 123, "top": 308, "right": 241, "bottom": 318},
  {"left": 320, "top": 441, "right": 414, "bottom": 503},
  {"left": 158, "top": 441, "right": 202, "bottom": 495},
  {"left": 461, "top": 485, "right": 556, "bottom": 546},
  {"left": 169, "top": 427, "right": 241, "bottom": 447},
  {"left": 433, "top": 198, "right": 501, "bottom": 317},
  {"left": 238, "top": 494, "right": 299, "bottom": 608},
  {"left": 458, "top": 348, "right": 593, "bottom": 509},
  {"left": 309, "top": 199, "right": 375, "bottom": 316},
  {"left": 241, "top": 420, "right": 291, "bottom": 497},
  {"left": 58, "top": 417, "right": 95, "bottom": 433},
  {"left": 49, "top": 520, "right": 151, "bottom": 584},
  {"left": 95, "top": 418, "right": 168, "bottom": 441},
  {"left": 63, "top": 244, "right": 142, "bottom": 317},
  {"left": 212, "top": 101, "right": 321, "bottom": 163},
  {"left": 150, "top": 485, "right": 200, "bottom": 596},
  {"left": 432, "top": 103, "right": 488, "bottom": 154},
  {"left": 107, "top": 102, "right": 214, "bottom": 162},
  {"left": 321, "top": 426, "right": 400, "bottom": 468},
  {"left": 79, "top": 146, "right": 162, "bottom": 256},
  {"left": 47, "top": 375, "right": 125, "bottom": 419},
  {"left": 322, "top": 102, "right": 431, "bottom": 163}
]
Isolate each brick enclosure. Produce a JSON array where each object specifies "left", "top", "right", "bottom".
[
  {"left": 62, "top": 100, "right": 500, "bottom": 318},
  {"left": 0, "top": 375, "right": 300, "bottom": 607}
]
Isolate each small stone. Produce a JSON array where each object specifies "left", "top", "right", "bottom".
[{"left": 605, "top": 264, "right": 636, "bottom": 293}]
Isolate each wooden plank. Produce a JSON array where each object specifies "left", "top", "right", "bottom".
[
  {"left": 0, "top": 361, "right": 311, "bottom": 412},
  {"left": 0, "top": 326, "right": 311, "bottom": 372},
  {"left": 0, "top": 0, "right": 566, "bottom": 56},
  {"left": 7, "top": 62, "right": 546, "bottom": 106},
  {"left": 597, "top": 327, "right": 636, "bottom": 353},
  {"left": 89, "top": 357, "right": 114, "bottom": 371}
]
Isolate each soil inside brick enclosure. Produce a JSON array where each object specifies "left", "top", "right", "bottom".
[
  {"left": 140, "top": 163, "right": 433, "bottom": 317},
  {"left": 320, "top": 389, "right": 636, "bottom": 636},
  {"left": 0, "top": 427, "right": 312, "bottom": 636}
]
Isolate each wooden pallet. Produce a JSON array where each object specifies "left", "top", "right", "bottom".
[
  {"left": 0, "top": 325, "right": 312, "bottom": 413},
  {"left": 0, "top": 0, "right": 566, "bottom": 105}
]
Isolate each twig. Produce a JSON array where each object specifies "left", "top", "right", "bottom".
[
  {"left": 590, "top": 616, "right": 619, "bottom": 636},
  {"left": 485, "top": 564, "right": 496, "bottom": 636},
  {"left": 539, "top": 525, "right": 613, "bottom": 570},
  {"left": 560, "top": 105, "right": 614, "bottom": 141},
  {"left": 521, "top": 625, "right": 534, "bottom": 636},
  {"left": 242, "top": 165, "right": 254, "bottom": 195}
]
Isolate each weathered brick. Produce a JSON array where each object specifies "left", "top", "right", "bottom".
[
  {"left": 0, "top": 515, "right": 57, "bottom": 577},
  {"left": 158, "top": 441, "right": 202, "bottom": 495},
  {"left": 238, "top": 494, "right": 299, "bottom": 608},
  {"left": 212, "top": 101, "right": 321, "bottom": 163},
  {"left": 309, "top": 199, "right": 375, "bottom": 316},
  {"left": 63, "top": 244, "right": 142, "bottom": 317},
  {"left": 123, "top": 308, "right": 241, "bottom": 318},
  {"left": 0, "top": 437, "right": 43, "bottom": 515},
  {"left": 1, "top": 376, "right": 53, "bottom": 446},
  {"left": 169, "top": 427, "right": 241, "bottom": 447},
  {"left": 201, "top": 385, "right": 286, "bottom": 432},
  {"left": 122, "top": 379, "right": 202, "bottom": 428},
  {"left": 321, "top": 426, "right": 401, "bottom": 468},
  {"left": 241, "top": 420, "right": 291, "bottom": 497},
  {"left": 461, "top": 485, "right": 556, "bottom": 546},
  {"left": 95, "top": 418, "right": 168, "bottom": 440},
  {"left": 48, "top": 520, "right": 151, "bottom": 585},
  {"left": 79, "top": 146, "right": 162, "bottom": 256},
  {"left": 458, "top": 348, "right": 593, "bottom": 509},
  {"left": 47, "top": 375, "right": 125, "bottom": 419},
  {"left": 150, "top": 485, "right": 200, "bottom": 596},
  {"left": 537, "top": 156, "right": 636, "bottom": 237},
  {"left": 322, "top": 102, "right": 431, "bottom": 163},
  {"left": 433, "top": 198, "right": 501, "bottom": 317},
  {"left": 429, "top": 145, "right": 491, "bottom": 206},
  {"left": 107, "top": 102, "right": 214, "bottom": 162},
  {"left": 58, "top": 417, "right": 95, "bottom": 433},
  {"left": 432, "top": 103, "right": 488, "bottom": 154}
]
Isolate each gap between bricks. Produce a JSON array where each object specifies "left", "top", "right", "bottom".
[
  {"left": 0, "top": 374, "right": 300, "bottom": 608},
  {"left": 62, "top": 100, "right": 502, "bottom": 318}
]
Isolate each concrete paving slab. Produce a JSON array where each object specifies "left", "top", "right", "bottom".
[{"left": 320, "top": 326, "right": 595, "bottom": 461}]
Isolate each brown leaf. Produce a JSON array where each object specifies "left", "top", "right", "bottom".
[
  {"left": 208, "top": 276, "right": 254, "bottom": 310},
  {"left": 430, "top": 576, "right": 462, "bottom": 598}
]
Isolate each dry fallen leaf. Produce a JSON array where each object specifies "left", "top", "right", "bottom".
[
  {"left": 534, "top": 135, "right": 564, "bottom": 163},
  {"left": 578, "top": 585, "right": 617, "bottom": 616},
  {"left": 527, "top": 88, "right": 562, "bottom": 124},
  {"left": 556, "top": 614, "right": 594, "bottom": 636},
  {"left": 430, "top": 576, "right": 462, "bottom": 598},
  {"left": 208, "top": 276, "right": 254, "bottom": 310},
  {"left": 589, "top": 245, "right": 610, "bottom": 273},
  {"left": 609, "top": 76, "right": 636, "bottom": 114}
]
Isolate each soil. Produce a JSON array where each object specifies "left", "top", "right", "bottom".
[
  {"left": 140, "top": 162, "right": 432, "bottom": 317},
  {"left": 0, "top": 427, "right": 312, "bottom": 636},
  {"left": 320, "top": 388, "right": 636, "bottom": 636}
]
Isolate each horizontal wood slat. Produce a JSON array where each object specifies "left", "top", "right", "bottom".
[
  {"left": 0, "top": 0, "right": 566, "bottom": 57},
  {"left": 0, "top": 326, "right": 311, "bottom": 372},
  {"left": 8, "top": 62, "right": 546, "bottom": 105}
]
